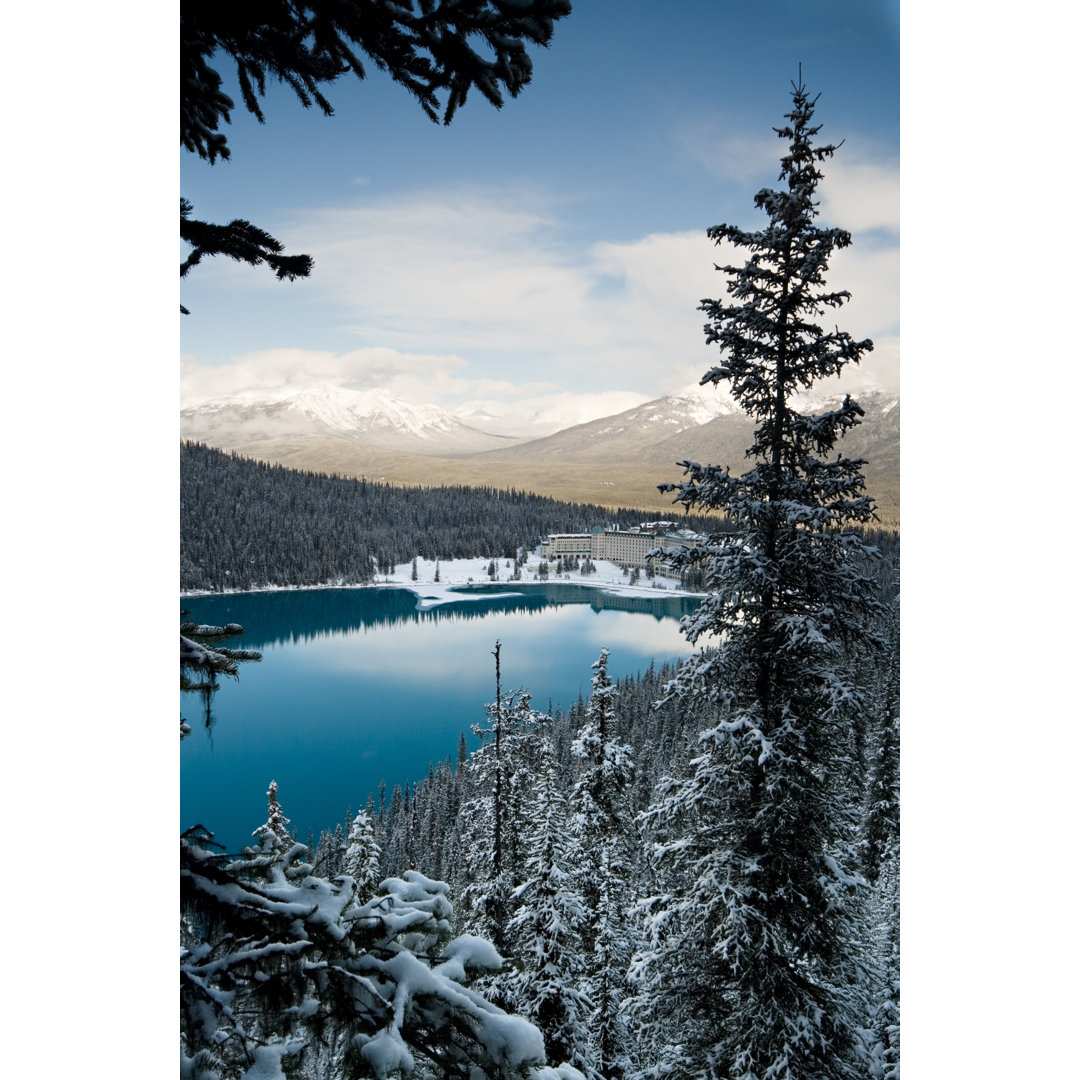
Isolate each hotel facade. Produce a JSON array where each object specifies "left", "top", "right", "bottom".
[{"left": 540, "top": 524, "right": 705, "bottom": 573}]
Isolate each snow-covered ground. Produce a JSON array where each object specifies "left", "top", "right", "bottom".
[
  {"left": 391, "top": 553, "right": 699, "bottom": 609},
  {"left": 181, "top": 550, "right": 702, "bottom": 603}
]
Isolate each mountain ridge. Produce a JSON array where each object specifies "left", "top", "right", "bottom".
[
  {"left": 180, "top": 383, "right": 899, "bottom": 526},
  {"left": 180, "top": 385, "right": 524, "bottom": 457}
]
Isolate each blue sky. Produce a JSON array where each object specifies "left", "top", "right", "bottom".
[{"left": 180, "top": 1, "right": 900, "bottom": 436}]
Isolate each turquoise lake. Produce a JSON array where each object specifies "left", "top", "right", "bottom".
[{"left": 181, "top": 584, "right": 700, "bottom": 853}]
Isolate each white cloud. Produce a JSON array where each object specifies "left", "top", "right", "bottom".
[
  {"left": 180, "top": 347, "right": 470, "bottom": 409},
  {"left": 458, "top": 389, "right": 654, "bottom": 437},
  {"left": 284, "top": 197, "right": 739, "bottom": 393},
  {"left": 675, "top": 129, "right": 780, "bottom": 187},
  {"left": 677, "top": 119, "right": 899, "bottom": 237},
  {"left": 183, "top": 176, "right": 899, "bottom": 427},
  {"left": 180, "top": 344, "right": 653, "bottom": 437},
  {"left": 284, "top": 192, "right": 600, "bottom": 355},
  {"left": 819, "top": 154, "right": 900, "bottom": 235}
]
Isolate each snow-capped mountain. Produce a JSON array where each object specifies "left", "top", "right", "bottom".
[
  {"left": 180, "top": 385, "right": 522, "bottom": 456},
  {"left": 463, "top": 384, "right": 742, "bottom": 464},
  {"left": 638, "top": 384, "right": 900, "bottom": 469},
  {"left": 179, "top": 381, "right": 899, "bottom": 524},
  {"left": 475, "top": 383, "right": 897, "bottom": 466},
  {"left": 594, "top": 384, "right": 743, "bottom": 432}
]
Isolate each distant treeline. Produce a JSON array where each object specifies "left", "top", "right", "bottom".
[{"left": 180, "top": 441, "right": 725, "bottom": 592}]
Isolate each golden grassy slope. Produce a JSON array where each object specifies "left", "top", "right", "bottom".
[{"left": 202, "top": 433, "right": 900, "bottom": 528}]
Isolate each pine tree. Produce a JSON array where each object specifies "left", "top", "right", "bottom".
[
  {"left": 459, "top": 642, "right": 540, "bottom": 958},
  {"left": 251, "top": 779, "right": 293, "bottom": 852},
  {"left": 180, "top": 618, "right": 261, "bottom": 734},
  {"left": 506, "top": 728, "right": 591, "bottom": 1072},
  {"left": 182, "top": 797, "right": 571, "bottom": 1080},
  {"left": 633, "top": 75, "right": 883, "bottom": 1080},
  {"left": 570, "top": 650, "right": 636, "bottom": 1080},
  {"left": 860, "top": 610, "right": 900, "bottom": 886},
  {"left": 344, "top": 808, "right": 382, "bottom": 900},
  {"left": 860, "top": 606, "right": 900, "bottom": 1080}
]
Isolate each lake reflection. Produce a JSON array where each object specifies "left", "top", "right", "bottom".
[{"left": 181, "top": 585, "right": 698, "bottom": 853}]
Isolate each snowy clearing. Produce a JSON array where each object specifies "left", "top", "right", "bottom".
[{"left": 181, "top": 550, "right": 704, "bottom": 604}]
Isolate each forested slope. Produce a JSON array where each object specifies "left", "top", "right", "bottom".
[
  {"left": 181, "top": 441, "right": 720, "bottom": 592},
  {"left": 306, "top": 552, "right": 899, "bottom": 1079}
]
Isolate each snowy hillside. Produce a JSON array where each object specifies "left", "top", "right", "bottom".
[{"left": 475, "top": 382, "right": 897, "bottom": 465}]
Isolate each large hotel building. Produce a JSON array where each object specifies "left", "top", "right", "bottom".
[{"left": 540, "top": 524, "right": 705, "bottom": 573}]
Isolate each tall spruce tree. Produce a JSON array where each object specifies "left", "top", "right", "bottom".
[
  {"left": 860, "top": 605, "right": 900, "bottom": 1080},
  {"left": 344, "top": 807, "right": 383, "bottom": 901},
  {"left": 570, "top": 650, "right": 636, "bottom": 1080},
  {"left": 632, "top": 76, "right": 883, "bottom": 1080},
  {"left": 458, "top": 643, "right": 540, "bottom": 961},
  {"left": 252, "top": 779, "right": 294, "bottom": 850},
  {"left": 506, "top": 726, "right": 591, "bottom": 1073}
]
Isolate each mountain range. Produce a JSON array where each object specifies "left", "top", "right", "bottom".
[
  {"left": 179, "top": 386, "right": 523, "bottom": 456},
  {"left": 180, "top": 383, "right": 899, "bottom": 526}
]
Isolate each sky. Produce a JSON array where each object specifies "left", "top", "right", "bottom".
[{"left": 180, "top": 1, "right": 900, "bottom": 437}]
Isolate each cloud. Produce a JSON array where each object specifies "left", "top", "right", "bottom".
[
  {"left": 180, "top": 347, "right": 469, "bottom": 409},
  {"left": 675, "top": 129, "right": 781, "bottom": 187},
  {"left": 457, "top": 389, "right": 654, "bottom": 436},
  {"left": 663, "top": 138, "right": 900, "bottom": 390},
  {"left": 831, "top": 242, "right": 900, "bottom": 335},
  {"left": 283, "top": 192, "right": 599, "bottom": 355},
  {"left": 676, "top": 118, "right": 899, "bottom": 237},
  {"left": 183, "top": 176, "right": 899, "bottom": 426},
  {"left": 275, "top": 193, "right": 733, "bottom": 394},
  {"left": 819, "top": 154, "right": 900, "bottom": 235},
  {"left": 181, "top": 345, "right": 653, "bottom": 437}
]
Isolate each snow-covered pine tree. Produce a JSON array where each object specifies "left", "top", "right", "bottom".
[
  {"left": 570, "top": 650, "right": 636, "bottom": 1080},
  {"left": 861, "top": 605, "right": 900, "bottom": 1080},
  {"left": 182, "top": 784, "right": 586, "bottom": 1080},
  {"left": 860, "top": 610, "right": 900, "bottom": 886},
  {"left": 180, "top": 619, "right": 261, "bottom": 735},
  {"left": 251, "top": 779, "right": 294, "bottom": 852},
  {"left": 458, "top": 643, "right": 541, "bottom": 960},
  {"left": 865, "top": 851, "right": 899, "bottom": 1080},
  {"left": 506, "top": 725, "right": 591, "bottom": 1072},
  {"left": 344, "top": 807, "right": 382, "bottom": 901},
  {"left": 632, "top": 75, "right": 884, "bottom": 1080}
]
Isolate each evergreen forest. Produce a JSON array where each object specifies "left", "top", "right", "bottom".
[{"left": 180, "top": 440, "right": 722, "bottom": 592}]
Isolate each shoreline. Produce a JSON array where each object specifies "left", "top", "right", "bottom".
[{"left": 181, "top": 553, "right": 704, "bottom": 606}]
